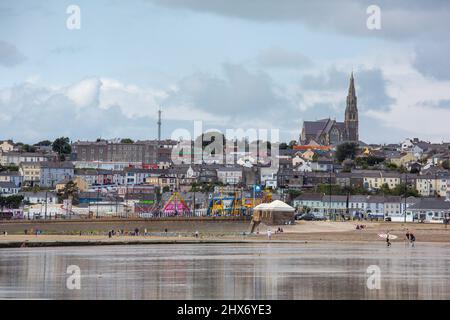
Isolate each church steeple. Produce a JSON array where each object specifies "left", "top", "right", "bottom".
[
  {"left": 348, "top": 72, "right": 355, "bottom": 97},
  {"left": 345, "top": 72, "right": 359, "bottom": 142}
]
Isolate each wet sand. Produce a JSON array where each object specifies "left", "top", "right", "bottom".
[{"left": 2, "top": 242, "right": 450, "bottom": 299}]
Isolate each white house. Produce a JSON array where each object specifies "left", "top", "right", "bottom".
[
  {"left": 0, "top": 182, "right": 20, "bottom": 195},
  {"left": 216, "top": 167, "right": 243, "bottom": 185},
  {"left": 294, "top": 162, "right": 312, "bottom": 172},
  {"left": 401, "top": 138, "right": 414, "bottom": 151},
  {"left": 20, "top": 192, "right": 58, "bottom": 204},
  {"left": 0, "top": 141, "right": 14, "bottom": 153},
  {"left": 260, "top": 167, "right": 278, "bottom": 189},
  {"left": 292, "top": 155, "right": 307, "bottom": 167}
]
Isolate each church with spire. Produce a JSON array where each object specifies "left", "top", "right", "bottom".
[{"left": 300, "top": 72, "right": 359, "bottom": 146}]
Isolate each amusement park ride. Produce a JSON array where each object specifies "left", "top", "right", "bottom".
[
  {"left": 159, "top": 188, "right": 272, "bottom": 216},
  {"left": 162, "top": 192, "right": 191, "bottom": 215}
]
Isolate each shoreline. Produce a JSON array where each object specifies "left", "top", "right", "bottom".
[
  {"left": 2, "top": 238, "right": 450, "bottom": 249},
  {"left": 2, "top": 233, "right": 450, "bottom": 248},
  {"left": 1, "top": 220, "right": 450, "bottom": 248}
]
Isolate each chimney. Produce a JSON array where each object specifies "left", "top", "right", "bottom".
[{"left": 157, "top": 107, "right": 162, "bottom": 142}]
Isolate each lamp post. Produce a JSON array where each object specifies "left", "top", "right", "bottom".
[
  {"left": 44, "top": 190, "right": 48, "bottom": 220},
  {"left": 404, "top": 171, "right": 407, "bottom": 223},
  {"left": 329, "top": 169, "right": 332, "bottom": 221}
]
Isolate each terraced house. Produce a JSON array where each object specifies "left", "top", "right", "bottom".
[
  {"left": 415, "top": 173, "right": 449, "bottom": 197},
  {"left": 39, "top": 162, "right": 75, "bottom": 188},
  {"left": 19, "top": 162, "right": 42, "bottom": 186},
  {"left": 363, "top": 171, "right": 401, "bottom": 190},
  {"left": 293, "top": 194, "right": 417, "bottom": 220}
]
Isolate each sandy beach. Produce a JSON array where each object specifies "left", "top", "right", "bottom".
[{"left": 1, "top": 220, "right": 449, "bottom": 247}]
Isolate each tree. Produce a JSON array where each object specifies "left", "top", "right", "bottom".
[
  {"left": 52, "top": 137, "right": 72, "bottom": 160},
  {"left": 279, "top": 142, "right": 288, "bottom": 150},
  {"left": 355, "top": 155, "right": 385, "bottom": 167},
  {"left": 314, "top": 184, "right": 347, "bottom": 195},
  {"left": 21, "top": 144, "right": 36, "bottom": 153},
  {"left": 0, "top": 165, "right": 14, "bottom": 172},
  {"left": 335, "top": 142, "right": 358, "bottom": 163},
  {"left": 120, "top": 138, "right": 134, "bottom": 144},
  {"left": 410, "top": 167, "right": 420, "bottom": 174},
  {"left": 34, "top": 140, "right": 52, "bottom": 146},
  {"left": 0, "top": 195, "right": 24, "bottom": 210},
  {"left": 288, "top": 140, "right": 298, "bottom": 149},
  {"left": 57, "top": 180, "right": 79, "bottom": 205},
  {"left": 379, "top": 183, "right": 391, "bottom": 195},
  {"left": 392, "top": 183, "right": 420, "bottom": 197},
  {"left": 286, "top": 189, "right": 302, "bottom": 201},
  {"left": 385, "top": 162, "right": 398, "bottom": 171}
]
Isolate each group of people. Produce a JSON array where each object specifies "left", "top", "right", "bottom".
[
  {"left": 385, "top": 229, "right": 416, "bottom": 247},
  {"left": 107, "top": 228, "right": 141, "bottom": 238},
  {"left": 23, "top": 229, "right": 42, "bottom": 236}
]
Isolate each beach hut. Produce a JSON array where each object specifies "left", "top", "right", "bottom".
[{"left": 253, "top": 200, "right": 295, "bottom": 225}]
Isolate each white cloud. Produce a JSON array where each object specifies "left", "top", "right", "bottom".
[
  {"left": 66, "top": 78, "right": 102, "bottom": 108},
  {"left": 99, "top": 78, "right": 167, "bottom": 118},
  {"left": 366, "top": 65, "right": 450, "bottom": 141}
]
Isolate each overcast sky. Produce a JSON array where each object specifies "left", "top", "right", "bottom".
[{"left": 1, "top": 0, "right": 450, "bottom": 144}]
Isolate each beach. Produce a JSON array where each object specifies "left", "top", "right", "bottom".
[{"left": 1, "top": 220, "right": 449, "bottom": 247}]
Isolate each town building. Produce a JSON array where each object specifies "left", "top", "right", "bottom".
[
  {"left": 406, "top": 198, "right": 450, "bottom": 223},
  {"left": 216, "top": 166, "right": 243, "bottom": 185},
  {"left": 72, "top": 139, "right": 177, "bottom": 168},
  {"left": 19, "top": 162, "right": 42, "bottom": 186},
  {"left": 20, "top": 191, "right": 58, "bottom": 204},
  {"left": 0, "top": 181, "right": 20, "bottom": 195},
  {"left": 0, "top": 171, "right": 23, "bottom": 187},
  {"left": 300, "top": 73, "right": 359, "bottom": 145},
  {"left": 416, "top": 173, "right": 449, "bottom": 197},
  {"left": 40, "top": 162, "right": 75, "bottom": 188},
  {"left": 1, "top": 152, "right": 54, "bottom": 166},
  {"left": 0, "top": 140, "right": 14, "bottom": 153}
]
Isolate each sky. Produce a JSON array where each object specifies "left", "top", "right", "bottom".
[{"left": 1, "top": 0, "right": 450, "bottom": 144}]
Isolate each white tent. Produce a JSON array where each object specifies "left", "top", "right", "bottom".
[
  {"left": 253, "top": 203, "right": 270, "bottom": 211},
  {"left": 252, "top": 200, "right": 295, "bottom": 225},
  {"left": 266, "top": 200, "right": 295, "bottom": 212}
]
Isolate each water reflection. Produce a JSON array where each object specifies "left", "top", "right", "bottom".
[{"left": 1, "top": 243, "right": 450, "bottom": 299}]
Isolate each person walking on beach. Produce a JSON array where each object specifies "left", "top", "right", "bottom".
[
  {"left": 267, "top": 229, "right": 272, "bottom": 241},
  {"left": 409, "top": 232, "right": 416, "bottom": 247},
  {"left": 386, "top": 231, "right": 391, "bottom": 247}
]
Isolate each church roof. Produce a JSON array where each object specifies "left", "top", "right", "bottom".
[
  {"left": 303, "top": 119, "right": 345, "bottom": 139},
  {"left": 303, "top": 119, "right": 330, "bottom": 136},
  {"left": 334, "top": 122, "right": 346, "bottom": 130}
]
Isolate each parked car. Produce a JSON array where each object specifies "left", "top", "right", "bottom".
[{"left": 297, "top": 213, "right": 326, "bottom": 221}]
